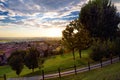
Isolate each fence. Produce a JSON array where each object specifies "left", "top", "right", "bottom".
[
  {"left": 7, "top": 56, "right": 120, "bottom": 80},
  {"left": 42, "top": 56, "right": 120, "bottom": 80}
]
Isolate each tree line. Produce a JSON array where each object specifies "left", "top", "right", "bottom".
[
  {"left": 7, "top": 47, "right": 44, "bottom": 76},
  {"left": 62, "top": 0, "right": 120, "bottom": 61},
  {"left": 7, "top": 0, "right": 120, "bottom": 77}
]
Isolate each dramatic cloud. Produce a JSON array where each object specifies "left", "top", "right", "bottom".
[{"left": 0, "top": 0, "right": 120, "bottom": 37}]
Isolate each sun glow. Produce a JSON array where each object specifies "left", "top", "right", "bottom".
[
  {"left": 0, "top": 26, "right": 64, "bottom": 38},
  {"left": 43, "top": 28, "right": 63, "bottom": 37}
]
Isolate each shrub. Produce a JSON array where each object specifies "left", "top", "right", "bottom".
[
  {"left": 90, "top": 39, "right": 120, "bottom": 61},
  {"left": 8, "top": 50, "right": 26, "bottom": 76},
  {"left": 90, "top": 40, "right": 107, "bottom": 61},
  {"left": 114, "top": 38, "right": 120, "bottom": 56}
]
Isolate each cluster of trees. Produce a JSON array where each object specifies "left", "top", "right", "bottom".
[
  {"left": 62, "top": 19, "right": 91, "bottom": 60},
  {"left": 7, "top": 0, "right": 120, "bottom": 76},
  {"left": 7, "top": 47, "right": 44, "bottom": 76},
  {"left": 80, "top": 0, "right": 120, "bottom": 40},
  {"left": 62, "top": 0, "right": 120, "bottom": 61},
  {"left": 90, "top": 38, "right": 120, "bottom": 61}
]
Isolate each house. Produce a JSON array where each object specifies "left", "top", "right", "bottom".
[{"left": 0, "top": 54, "right": 7, "bottom": 65}]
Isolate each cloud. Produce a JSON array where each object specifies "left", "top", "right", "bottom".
[
  {"left": 0, "top": 0, "right": 119, "bottom": 26},
  {"left": 112, "top": 0, "right": 120, "bottom": 3},
  {"left": 0, "top": 0, "right": 119, "bottom": 37},
  {"left": 0, "top": 15, "right": 6, "bottom": 19},
  {"left": 3, "top": 0, "right": 82, "bottom": 16},
  {"left": 114, "top": 3, "right": 120, "bottom": 12}
]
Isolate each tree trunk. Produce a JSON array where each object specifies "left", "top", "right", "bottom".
[
  {"left": 72, "top": 48, "right": 75, "bottom": 60},
  {"left": 32, "top": 68, "right": 34, "bottom": 72},
  {"left": 79, "top": 49, "right": 82, "bottom": 58},
  {"left": 18, "top": 75, "right": 19, "bottom": 78}
]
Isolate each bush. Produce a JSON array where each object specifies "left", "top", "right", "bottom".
[
  {"left": 24, "top": 47, "right": 40, "bottom": 72},
  {"left": 8, "top": 50, "right": 26, "bottom": 76},
  {"left": 90, "top": 39, "right": 120, "bottom": 61},
  {"left": 90, "top": 40, "right": 107, "bottom": 61},
  {"left": 114, "top": 38, "right": 120, "bottom": 56},
  {"left": 90, "top": 49, "right": 103, "bottom": 61}
]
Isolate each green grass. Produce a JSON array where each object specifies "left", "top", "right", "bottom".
[
  {"left": 0, "top": 49, "right": 92, "bottom": 78},
  {"left": 0, "top": 65, "right": 40, "bottom": 77},
  {"left": 43, "top": 49, "right": 92, "bottom": 73},
  {"left": 48, "top": 62, "right": 120, "bottom": 80}
]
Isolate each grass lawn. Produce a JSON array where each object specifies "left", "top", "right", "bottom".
[
  {"left": 0, "top": 49, "right": 92, "bottom": 78},
  {"left": 0, "top": 65, "right": 40, "bottom": 77},
  {"left": 43, "top": 49, "right": 92, "bottom": 73},
  {"left": 48, "top": 62, "right": 120, "bottom": 80}
]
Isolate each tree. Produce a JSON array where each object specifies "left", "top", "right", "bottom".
[
  {"left": 62, "top": 19, "right": 91, "bottom": 59},
  {"left": 114, "top": 38, "right": 120, "bottom": 56},
  {"left": 8, "top": 50, "right": 26, "bottom": 76},
  {"left": 24, "top": 47, "right": 41, "bottom": 72},
  {"left": 75, "top": 26, "right": 91, "bottom": 58},
  {"left": 80, "top": 0, "right": 120, "bottom": 40},
  {"left": 62, "top": 25, "right": 76, "bottom": 60},
  {"left": 59, "top": 46, "right": 64, "bottom": 55},
  {"left": 68, "top": 19, "right": 91, "bottom": 58},
  {"left": 8, "top": 56, "right": 24, "bottom": 76},
  {"left": 90, "top": 39, "right": 107, "bottom": 61}
]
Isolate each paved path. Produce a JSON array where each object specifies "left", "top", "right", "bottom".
[{"left": 7, "top": 57, "right": 120, "bottom": 80}]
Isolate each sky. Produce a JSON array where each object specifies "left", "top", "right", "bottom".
[{"left": 0, "top": 0, "right": 120, "bottom": 38}]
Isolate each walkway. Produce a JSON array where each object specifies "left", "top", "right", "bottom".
[{"left": 7, "top": 57, "right": 120, "bottom": 80}]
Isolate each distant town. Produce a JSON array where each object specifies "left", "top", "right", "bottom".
[{"left": 0, "top": 38, "right": 61, "bottom": 65}]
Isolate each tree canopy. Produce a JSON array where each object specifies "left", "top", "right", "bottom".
[
  {"left": 24, "top": 47, "right": 41, "bottom": 72},
  {"left": 8, "top": 50, "right": 26, "bottom": 76},
  {"left": 62, "top": 19, "right": 91, "bottom": 59},
  {"left": 62, "top": 25, "right": 76, "bottom": 60},
  {"left": 80, "top": 0, "right": 120, "bottom": 39}
]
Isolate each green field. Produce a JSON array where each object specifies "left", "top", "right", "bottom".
[
  {"left": 48, "top": 62, "right": 120, "bottom": 80},
  {"left": 0, "top": 49, "right": 120, "bottom": 80},
  {"left": 0, "top": 49, "right": 92, "bottom": 78},
  {"left": 43, "top": 49, "right": 92, "bottom": 73}
]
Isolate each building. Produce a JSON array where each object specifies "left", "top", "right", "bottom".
[{"left": 0, "top": 54, "right": 7, "bottom": 65}]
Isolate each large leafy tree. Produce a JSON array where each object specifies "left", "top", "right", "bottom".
[
  {"left": 62, "top": 25, "right": 76, "bottom": 60},
  {"left": 62, "top": 19, "right": 91, "bottom": 59},
  {"left": 69, "top": 19, "right": 91, "bottom": 58},
  {"left": 24, "top": 47, "right": 41, "bottom": 72},
  {"left": 8, "top": 50, "right": 26, "bottom": 76},
  {"left": 80, "top": 0, "right": 120, "bottom": 40}
]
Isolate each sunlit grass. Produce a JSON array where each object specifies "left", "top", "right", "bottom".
[
  {"left": 0, "top": 49, "right": 92, "bottom": 78},
  {"left": 43, "top": 49, "right": 92, "bottom": 73}
]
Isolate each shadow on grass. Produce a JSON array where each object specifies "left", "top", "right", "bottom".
[{"left": 22, "top": 70, "right": 42, "bottom": 77}]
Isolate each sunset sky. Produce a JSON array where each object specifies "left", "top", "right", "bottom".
[{"left": 0, "top": 0, "right": 120, "bottom": 37}]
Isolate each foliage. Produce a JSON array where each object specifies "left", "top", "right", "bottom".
[
  {"left": 62, "top": 25, "right": 76, "bottom": 60},
  {"left": 43, "top": 49, "right": 53, "bottom": 57},
  {"left": 8, "top": 50, "right": 26, "bottom": 76},
  {"left": 90, "top": 39, "right": 120, "bottom": 61},
  {"left": 9, "top": 56, "right": 24, "bottom": 76},
  {"left": 62, "top": 26, "right": 75, "bottom": 50},
  {"left": 1, "top": 50, "right": 91, "bottom": 77},
  {"left": 74, "top": 19, "right": 91, "bottom": 58},
  {"left": 80, "top": 0, "right": 120, "bottom": 39},
  {"left": 114, "top": 38, "right": 120, "bottom": 56},
  {"left": 62, "top": 19, "right": 91, "bottom": 59},
  {"left": 90, "top": 39, "right": 106, "bottom": 61},
  {"left": 24, "top": 47, "right": 42, "bottom": 72},
  {"left": 52, "top": 46, "right": 64, "bottom": 55},
  {"left": 58, "top": 47, "right": 64, "bottom": 55}
]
